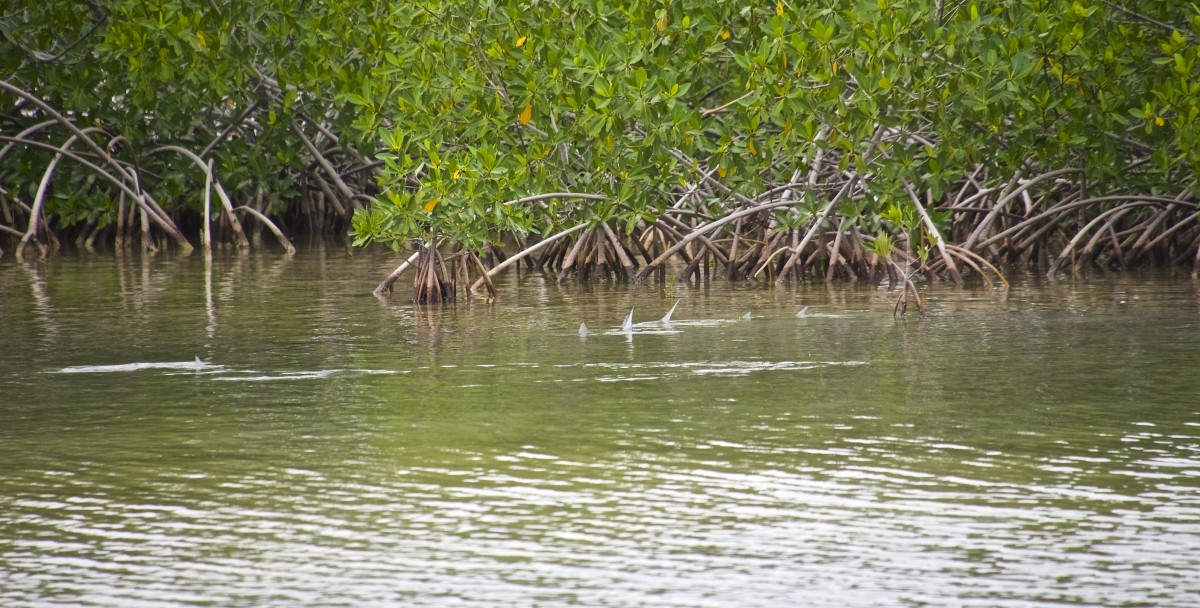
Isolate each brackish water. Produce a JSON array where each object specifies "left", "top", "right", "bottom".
[{"left": 1, "top": 250, "right": 1199, "bottom": 607}]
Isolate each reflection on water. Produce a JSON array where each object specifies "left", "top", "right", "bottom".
[{"left": 1, "top": 252, "right": 1199, "bottom": 607}]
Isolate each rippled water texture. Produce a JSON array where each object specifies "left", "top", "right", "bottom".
[{"left": 2, "top": 251, "right": 1199, "bottom": 607}]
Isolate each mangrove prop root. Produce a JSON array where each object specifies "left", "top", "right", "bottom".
[
  {"left": 469, "top": 251, "right": 497, "bottom": 298},
  {"left": 600, "top": 221, "right": 637, "bottom": 281},
  {"left": 465, "top": 224, "right": 588, "bottom": 292},
  {"left": 557, "top": 229, "right": 591, "bottom": 283},
  {"left": 413, "top": 242, "right": 455, "bottom": 305},
  {"left": 374, "top": 250, "right": 421, "bottom": 297},
  {"left": 233, "top": 207, "right": 296, "bottom": 254}
]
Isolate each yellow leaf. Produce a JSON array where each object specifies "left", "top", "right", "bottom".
[
  {"left": 1154, "top": 115, "right": 1165, "bottom": 127},
  {"left": 776, "top": 1, "right": 784, "bottom": 16},
  {"left": 423, "top": 198, "right": 440, "bottom": 213},
  {"left": 196, "top": 31, "right": 206, "bottom": 50},
  {"left": 655, "top": 15, "right": 668, "bottom": 32},
  {"left": 515, "top": 36, "right": 526, "bottom": 48},
  {"left": 717, "top": 166, "right": 727, "bottom": 178},
  {"left": 267, "top": 111, "right": 277, "bottom": 126},
  {"left": 747, "top": 138, "right": 757, "bottom": 155},
  {"left": 519, "top": 103, "right": 532, "bottom": 125},
  {"left": 719, "top": 29, "right": 730, "bottom": 40}
]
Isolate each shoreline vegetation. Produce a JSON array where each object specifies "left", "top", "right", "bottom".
[{"left": 2, "top": 1, "right": 1198, "bottom": 305}]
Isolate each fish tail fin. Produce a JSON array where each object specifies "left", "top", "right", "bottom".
[{"left": 661, "top": 299, "right": 680, "bottom": 324}]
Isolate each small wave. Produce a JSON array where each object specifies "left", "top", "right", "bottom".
[
  {"left": 561, "top": 360, "right": 866, "bottom": 379},
  {"left": 56, "top": 359, "right": 216, "bottom": 374},
  {"left": 212, "top": 369, "right": 402, "bottom": 382}
]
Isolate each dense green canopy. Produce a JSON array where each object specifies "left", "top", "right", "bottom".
[
  {"left": 2, "top": 1, "right": 1199, "bottom": 295},
  {"left": 2, "top": 0, "right": 384, "bottom": 254},
  {"left": 349, "top": 0, "right": 1200, "bottom": 263}
]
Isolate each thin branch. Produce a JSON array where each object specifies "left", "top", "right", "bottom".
[
  {"left": 503, "top": 192, "right": 608, "bottom": 206},
  {"left": 700, "top": 90, "right": 754, "bottom": 116}
]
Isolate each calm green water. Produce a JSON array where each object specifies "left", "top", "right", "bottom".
[{"left": 2, "top": 250, "right": 1199, "bottom": 607}]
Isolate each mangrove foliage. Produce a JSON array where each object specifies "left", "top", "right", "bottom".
[
  {"left": 1, "top": 0, "right": 388, "bottom": 256},
  {"left": 2, "top": 1, "right": 1199, "bottom": 302}
]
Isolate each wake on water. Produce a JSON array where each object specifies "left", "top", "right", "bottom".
[{"left": 56, "top": 358, "right": 215, "bottom": 374}]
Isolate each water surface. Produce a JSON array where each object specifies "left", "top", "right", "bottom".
[{"left": 2, "top": 251, "right": 1199, "bottom": 607}]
